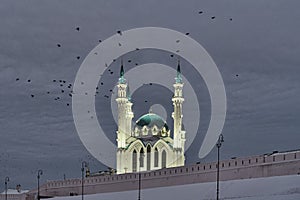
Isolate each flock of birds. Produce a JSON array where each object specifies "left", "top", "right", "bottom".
[
  {"left": 14, "top": 77, "right": 75, "bottom": 107},
  {"left": 13, "top": 10, "right": 237, "bottom": 108}
]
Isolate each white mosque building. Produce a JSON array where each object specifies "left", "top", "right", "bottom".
[{"left": 116, "top": 61, "right": 186, "bottom": 174}]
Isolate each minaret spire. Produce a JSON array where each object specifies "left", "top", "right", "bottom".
[
  {"left": 119, "top": 58, "right": 125, "bottom": 84},
  {"left": 175, "top": 58, "right": 182, "bottom": 83}
]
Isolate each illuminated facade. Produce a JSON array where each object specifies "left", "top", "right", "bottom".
[{"left": 116, "top": 61, "right": 185, "bottom": 174}]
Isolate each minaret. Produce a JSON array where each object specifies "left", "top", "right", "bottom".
[
  {"left": 116, "top": 61, "right": 134, "bottom": 148},
  {"left": 172, "top": 59, "right": 185, "bottom": 165}
]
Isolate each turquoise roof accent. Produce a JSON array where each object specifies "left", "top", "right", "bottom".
[{"left": 135, "top": 113, "right": 169, "bottom": 131}]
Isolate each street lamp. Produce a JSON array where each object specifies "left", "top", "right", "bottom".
[
  {"left": 138, "top": 153, "right": 144, "bottom": 200},
  {"left": 81, "top": 161, "right": 88, "bottom": 200},
  {"left": 216, "top": 134, "right": 224, "bottom": 200},
  {"left": 37, "top": 170, "right": 43, "bottom": 200},
  {"left": 138, "top": 173, "right": 141, "bottom": 200},
  {"left": 4, "top": 176, "right": 9, "bottom": 200}
]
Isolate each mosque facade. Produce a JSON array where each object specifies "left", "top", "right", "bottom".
[{"left": 116, "top": 61, "right": 186, "bottom": 174}]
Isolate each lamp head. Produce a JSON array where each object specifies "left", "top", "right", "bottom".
[
  {"left": 5, "top": 177, "right": 9, "bottom": 183},
  {"left": 219, "top": 134, "right": 224, "bottom": 143}
]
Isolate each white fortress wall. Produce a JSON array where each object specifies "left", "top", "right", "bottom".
[{"left": 23, "top": 150, "right": 300, "bottom": 199}]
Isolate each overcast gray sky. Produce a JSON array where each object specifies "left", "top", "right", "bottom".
[{"left": 0, "top": 0, "right": 300, "bottom": 191}]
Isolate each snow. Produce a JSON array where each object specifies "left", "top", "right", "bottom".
[
  {"left": 52, "top": 175, "right": 300, "bottom": 200},
  {"left": 1, "top": 189, "right": 29, "bottom": 194}
]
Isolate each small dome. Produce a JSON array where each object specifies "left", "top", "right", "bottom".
[{"left": 135, "top": 113, "right": 169, "bottom": 130}]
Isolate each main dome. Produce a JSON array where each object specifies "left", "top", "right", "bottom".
[
  {"left": 134, "top": 113, "right": 170, "bottom": 138},
  {"left": 135, "top": 113, "right": 169, "bottom": 130}
]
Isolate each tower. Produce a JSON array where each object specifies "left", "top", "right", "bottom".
[
  {"left": 116, "top": 61, "right": 134, "bottom": 148},
  {"left": 116, "top": 61, "right": 134, "bottom": 173},
  {"left": 172, "top": 59, "right": 185, "bottom": 165}
]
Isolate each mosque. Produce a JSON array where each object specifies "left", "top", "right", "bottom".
[{"left": 115, "top": 61, "right": 186, "bottom": 174}]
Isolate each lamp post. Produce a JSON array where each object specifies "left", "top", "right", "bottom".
[
  {"left": 81, "top": 161, "right": 88, "bottom": 200},
  {"left": 216, "top": 134, "right": 224, "bottom": 200},
  {"left": 138, "top": 173, "right": 141, "bottom": 200},
  {"left": 138, "top": 153, "right": 144, "bottom": 200},
  {"left": 4, "top": 177, "right": 9, "bottom": 200},
  {"left": 37, "top": 170, "right": 43, "bottom": 200}
]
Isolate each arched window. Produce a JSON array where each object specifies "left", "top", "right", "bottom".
[
  {"left": 132, "top": 150, "right": 137, "bottom": 172},
  {"left": 140, "top": 148, "right": 145, "bottom": 168},
  {"left": 147, "top": 145, "right": 151, "bottom": 171},
  {"left": 154, "top": 148, "right": 159, "bottom": 167},
  {"left": 162, "top": 150, "right": 167, "bottom": 168},
  {"left": 142, "top": 126, "right": 148, "bottom": 135}
]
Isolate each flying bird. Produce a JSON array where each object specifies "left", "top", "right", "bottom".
[
  {"left": 77, "top": 56, "right": 80, "bottom": 60},
  {"left": 76, "top": 27, "right": 80, "bottom": 31},
  {"left": 57, "top": 44, "right": 61, "bottom": 47},
  {"left": 185, "top": 32, "right": 190, "bottom": 35},
  {"left": 198, "top": 11, "right": 203, "bottom": 14},
  {"left": 16, "top": 78, "right": 19, "bottom": 81},
  {"left": 117, "top": 30, "right": 122, "bottom": 35},
  {"left": 211, "top": 16, "right": 216, "bottom": 19}
]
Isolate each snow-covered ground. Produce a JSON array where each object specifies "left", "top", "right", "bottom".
[
  {"left": 52, "top": 175, "right": 300, "bottom": 200},
  {"left": 0, "top": 189, "right": 29, "bottom": 194}
]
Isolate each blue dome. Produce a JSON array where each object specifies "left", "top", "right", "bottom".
[{"left": 135, "top": 113, "right": 169, "bottom": 131}]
